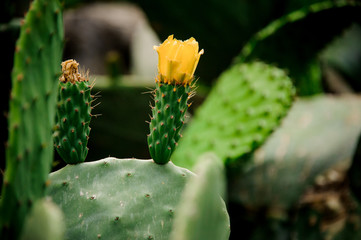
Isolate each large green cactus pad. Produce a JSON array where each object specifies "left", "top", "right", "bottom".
[
  {"left": 170, "top": 154, "right": 230, "bottom": 240},
  {"left": 172, "top": 61, "right": 294, "bottom": 169},
  {"left": 47, "top": 158, "right": 227, "bottom": 239},
  {"left": 228, "top": 95, "right": 361, "bottom": 209},
  {"left": 0, "top": 0, "right": 63, "bottom": 237}
]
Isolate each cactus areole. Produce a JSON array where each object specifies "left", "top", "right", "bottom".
[{"left": 148, "top": 35, "right": 204, "bottom": 164}]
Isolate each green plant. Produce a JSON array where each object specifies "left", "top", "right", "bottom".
[
  {"left": 20, "top": 198, "right": 65, "bottom": 240},
  {"left": 170, "top": 153, "right": 230, "bottom": 240},
  {"left": 0, "top": 0, "right": 63, "bottom": 238},
  {"left": 47, "top": 157, "right": 229, "bottom": 239},
  {"left": 172, "top": 61, "right": 295, "bottom": 169},
  {"left": 53, "top": 59, "right": 94, "bottom": 164},
  {"left": 148, "top": 35, "right": 203, "bottom": 164}
]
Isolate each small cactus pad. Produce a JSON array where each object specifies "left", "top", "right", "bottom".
[
  {"left": 228, "top": 95, "right": 361, "bottom": 209},
  {"left": 20, "top": 198, "right": 65, "bottom": 240},
  {"left": 148, "top": 83, "right": 193, "bottom": 164},
  {"left": 46, "top": 158, "right": 227, "bottom": 239},
  {"left": 54, "top": 60, "right": 93, "bottom": 164},
  {"left": 170, "top": 153, "right": 230, "bottom": 240},
  {"left": 0, "top": 0, "right": 63, "bottom": 238},
  {"left": 172, "top": 61, "right": 295, "bottom": 169}
]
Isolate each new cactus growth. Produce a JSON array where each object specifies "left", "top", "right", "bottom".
[
  {"left": 0, "top": 0, "right": 63, "bottom": 238},
  {"left": 20, "top": 198, "right": 65, "bottom": 240},
  {"left": 54, "top": 59, "right": 94, "bottom": 164},
  {"left": 148, "top": 35, "right": 203, "bottom": 164},
  {"left": 172, "top": 61, "right": 295, "bottom": 169}
]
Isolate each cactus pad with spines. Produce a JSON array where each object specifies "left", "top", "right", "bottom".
[
  {"left": 54, "top": 60, "right": 93, "bottom": 164},
  {"left": 47, "top": 157, "right": 230, "bottom": 240},
  {"left": 172, "top": 61, "right": 295, "bottom": 169},
  {"left": 148, "top": 83, "right": 193, "bottom": 164},
  {"left": 0, "top": 0, "right": 63, "bottom": 238},
  {"left": 228, "top": 95, "right": 361, "bottom": 209}
]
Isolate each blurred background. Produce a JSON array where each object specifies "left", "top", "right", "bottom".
[{"left": 1, "top": 0, "right": 361, "bottom": 239}]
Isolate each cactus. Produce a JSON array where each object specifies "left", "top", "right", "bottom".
[
  {"left": 170, "top": 153, "right": 230, "bottom": 240},
  {"left": 47, "top": 158, "right": 187, "bottom": 239},
  {"left": 47, "top": 157, "right": 229, "bottom": 239},
  {"left": 228, "top": 95, "right": 361, "bottom": 209},
  {"left": 172, "top": 61, "right": 295, "bottom": 169},
  {"left": 148, "top": 35, "right": 203, "bottom": 164},
  {"left": 0, "top": 0, "right": 63, "bottom": 238},
  {"left": 236, "top": 0, "right": 361, "bottom": 95},
  {"left": 54, "top": 59, "right": 94, "bottom": 164},
  {"left": 20, "top": 198, "right": 65, "bottom": 240}
]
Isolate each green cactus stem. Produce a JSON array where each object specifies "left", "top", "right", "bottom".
[
  {"left": 148, "top": 82, "right": 193, "bottom": 164},
  {"left": 54, "top": 59, "right": 94, "bottom": 164}
]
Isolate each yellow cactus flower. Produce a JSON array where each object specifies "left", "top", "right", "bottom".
[{"left": 154, "top": 35, "right": 204, "bottom": 85}]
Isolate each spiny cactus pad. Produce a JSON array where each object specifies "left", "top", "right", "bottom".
[
  {"left": 170, "top": 154, "right": 230, "bottom": 240},
  {"left": 0, "top": 0, "right": 63, "bottom": 237},
  {"left": 47, "top": 158, "right": 229, "bottom": 240},
  {"left": 172, "top": 61, "right": 295, "bottom": 169}
]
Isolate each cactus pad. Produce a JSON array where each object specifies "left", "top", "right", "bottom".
[
  {"left": 172, "top": 61, "right": 295, "bottom": 169},
  {"left": 47, "top": 157, "right": 229, "bottom": 239},
  {"left": 20, "top": 198, "right": 65, "bottom": 240},
  {"left": 170, "top": 153, "right": 230, "bottom": 240},
  {"left": 228, "top": 95, "right": 361, "bottom": 209},
  {"left": 0, "top": 0, "right": 63, "bottom": 237}
]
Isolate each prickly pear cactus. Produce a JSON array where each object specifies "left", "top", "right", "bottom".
[
  {"left": 54, "top": 59, "right": 93, "bottom": 164},
  {"left": 172, "top": 61, "right": 295, "bottom": 169},
  {"left": 170, "top": 153, "right": 230, "bottom": 240},
  {"left": 228, "top": 95, "right": 361, "bottom": 209},
  {"left": 0, "top": 0, "right": 63, "bottom": 238},
  {"left": 47, "top": 157, "right": 210, "bottom": 240}
]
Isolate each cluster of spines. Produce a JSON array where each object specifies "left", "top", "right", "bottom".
[
  {"left": 148, "top": 82, "right": 193, "bottom": 164},
  {"left": 54, "top": 60, "right": 98, "bottom": 164}
]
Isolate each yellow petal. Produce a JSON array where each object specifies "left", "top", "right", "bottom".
[{"left": 154, "top": 35, "right": 203, "bottom": 85}]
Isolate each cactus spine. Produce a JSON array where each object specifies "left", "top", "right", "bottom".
[
  {"left": 147, "top": 35, "right": 203, "bottom": 164},
  {"left": 0, "top": 0, "right": 63, "bottom": 238},
  {"left": 54, "top": 59, "right": 93, "bottom": 164}
]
